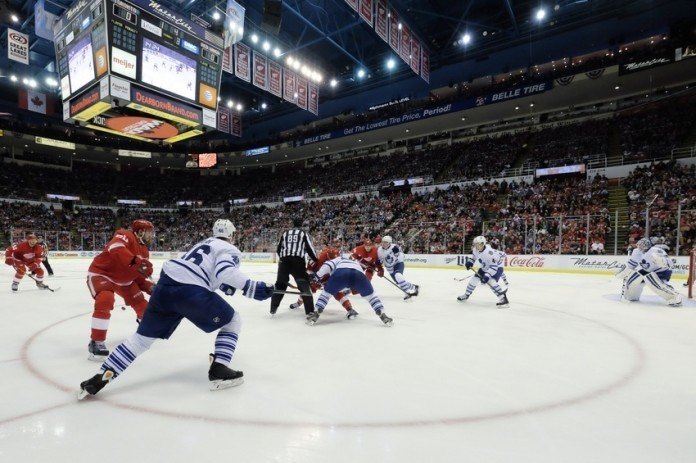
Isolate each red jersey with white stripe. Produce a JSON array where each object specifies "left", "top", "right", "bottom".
[
  {"left": 88, "top": 229, "right": 150, "bottom": 285},
  {"left": 5, "top": 241, "right": 44, "bottom": 265},
  {"left": 307, "top": 247, "right": 340, "bottom": 273},
  {"left": 351, "top": 245, "right": 380, "bottom": 271}
]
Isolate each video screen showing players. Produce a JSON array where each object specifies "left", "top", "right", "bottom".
[
  {"left": 141, "top": 38, "right": 197, "bottom": 101},
  {"left": 68, "top": 35, "right": 96, "bottom": 93},
  {"left": 185, "top": 153, "right": 217, "bottom": 168}
]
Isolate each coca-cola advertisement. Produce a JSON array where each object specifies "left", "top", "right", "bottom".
[
  {"left": 506, "top": 256, "right": 547, "bottom": 268},
  {"left": 359, "top": 0, "right": 373, "bottom": 26},
  {"left": 253, "top": 51, "right": 268, "bottom": 90},
  {"left": 268, "top": 59, "right": 282, "bottom": 97},
  {"left": 375, "top": 0, "right": 388, "bottom": 42},
  {"left": 234, "top": 42, "right": 250, "bottom": 82}
]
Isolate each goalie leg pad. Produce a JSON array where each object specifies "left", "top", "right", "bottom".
[
  {"left": 621, "top": 271, "right": 645, "bottom": 302},
  {"left": 644, "top": 273, "right": 682, "bottom": 305}
]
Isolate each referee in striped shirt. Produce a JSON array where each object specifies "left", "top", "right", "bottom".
[{"left": 270, "top": 218, "right": 318, "bottom": 316}]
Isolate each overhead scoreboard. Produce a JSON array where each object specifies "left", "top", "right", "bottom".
[{"left": 54, "top": 0, "right": 224, "bottom": 144}]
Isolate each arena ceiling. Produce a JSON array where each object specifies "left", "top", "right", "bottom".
[{"left": 0, "top": 0, "right": 681, "bottom": 129}]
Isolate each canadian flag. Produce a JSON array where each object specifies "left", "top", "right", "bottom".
[{"left": 18, "top": 88, "right": 54, "bottom": 115}]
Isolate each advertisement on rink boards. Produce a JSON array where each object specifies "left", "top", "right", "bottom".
[
  {"left": 403, "top": 254, "right": 690, "bottom": 277},
  {"left": 48, "top": 251, "right": 276, "bottom": 262},
  {"left": 294, "top": 80, "right": 552, "bottom": 146}
]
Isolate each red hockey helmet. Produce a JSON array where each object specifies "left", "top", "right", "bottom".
[{"left": 132, "top": 219, "right": 155, "bottom": 233}]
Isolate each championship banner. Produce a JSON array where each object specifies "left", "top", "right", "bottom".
[
  {"left": 283, "top": 67, "right": 297, "bottom": 103},
  {"left": 7, "top": 28, "right": 29, "bottom": 65},
  {"left": 252, "top": 51, "right": 268, "bottom": 90},
  {"left": 388, "top": 9, "right": 400, "bottom": 53},
  {"left": 359, "top": 0, "right": 374, "bottom": 26},
  {"left": 399, "top": 24, "right": 411, "bottom": 63},
  {"left": 296, "top": 77, "right": 308, "bottom": 110},
  {"left": 420, "top": 47, "right": 430, "bottom": 83},
  {"left": 375, "top": 0, "right": 388, "bottom": 42},
  {"left": 222, "top": 44, "right": 233, "bottom": 73},
  {"left": 224, "top": 0, "right": 245, "bottom": 46},
  {"left": 410, "top": 39, "right": 421, "bottom": 74},
  {"left": 345, "top": 0, "right": 358, "bottom": 11},
  {"left": 308, "top": 82, "right": 319, "bottom": 115},
  {"left": 230, "top": 111, "right": 242, "bottom": 137},
  {"left": 234, "top": 42, "right": 251, "bottom": 82},
  {"left": 268, "top": 59, "right": 282, "bottom": 97},
  {"left": 217, "top": 107, "right": 231, "bottom": 133}
]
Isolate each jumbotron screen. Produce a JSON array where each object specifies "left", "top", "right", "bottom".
[{"left": 54, "top": 0, "right": 223, "bottom": 110}]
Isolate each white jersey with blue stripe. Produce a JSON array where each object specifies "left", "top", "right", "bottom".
[
  {"left": 472, "top": 245, "right": 502, "bottom": 277},
  {"left": 377, "top": 244, "right": 405, "bottom": 270},
  {"left": 317, "top": 257, "right": 364, "bottom": 279},
  {"left": 626, "top": 246, "right": 673, "bottom": 274},
  {"left": 162, "top": 237, "right": 251, "bottom": 292}
]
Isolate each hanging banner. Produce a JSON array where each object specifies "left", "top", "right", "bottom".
[
  {"left": 222, "top": 44, "right": 233, "bottom": 73},
  {"left": 375, "top": 0, "right": 388, "bottom": 42},
  {"left": 217, "top": 107, "right": 231, "bottom": 133},
  {"left": 359, "top": 0, "right": 374, "bottom": 26},
  {"left": 7, "top": 28, "right": 29, "bottom": 65},
  {"left": 35, "top": 0, "right": 57, "bottom": 41},
  {"left": 296, "top": 77, "right": 308, "bottom": 110},
  {"left": 410, "top": 39, "right": 421, "bottom": 74},
  {"left": 224, "top": 0, "right": 245, "bottom": 46},
  {"left": 230, "top": 111, "right": 242, "bottom": 137},
  {"left": 268, "top": 59, "right": 282, "bottom": 97},
  {"left": 388, "top": 9, "right": 400, "bottom": 53},
  {"left": 308, "top": 82, "right": 319, "bottom": 115},
  {"left": 283, "top": 67, "right": 297, "bottom": 103},
  {"left": 345, "top": 0, "right": 358, "bottom": 11},
  {"left": 253, "top": 51, "right": 268, "bottom": 90},
  {"left": 420, "top": 47, "right": 430, "bottom": 83},
  {"left": 18, "top": 88, "right": 53, "bottom": 115},
  {"left": 399, "top": 24, "right": 411, "bottom": 63},
  {"left": 234, "top": 42, "right": 251, "bottom": 82}
]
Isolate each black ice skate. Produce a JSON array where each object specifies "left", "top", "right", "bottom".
[
  {"left": 457, "top": 294, "right": 468, "bottom": 302},
  {"left": 306, "top": 311, "right": 320, "bottom": 326},
  {"left": 496, "top": 294, "right": 510, "bottom": 309},
  {"left": 88, "top": 340, "right": 109, "bottom": 361},
  {"left": 404, "top": 285, "right": 419, "bottom": 300},
  {"left": 77, "top": 367, "right": 117, "bottom": 400},
  {"left": 346, "top": 308, "right": 359, "bottom": 319},
  {"left": 36, "top": 280, "right": 48, "bottom": 290},
  {"left": 289, "top": 302, "right": 301, "bottom": 310},
  {"left": 208, "top": 354, "right": 244, "bottom": 390},
  {"left": 378, "top": 312, "right": 393, "bottom": 327},
  {"left": 11, "top": 282, "right": 18, "bottom": 292}
]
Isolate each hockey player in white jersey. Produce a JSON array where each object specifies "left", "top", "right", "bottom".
[
  {"left": 457, "top": 236, "right": 510, "bottom": 308},
  {"left": 377, "top": 236, "right": 419, "bottom": 298},
  {"left": 306, "top": 256, "right": 393, "bottom": 326},
  {"left": 78, "top": 219, "right": 275, "bottom": 399},
  {"left": 615, "top": 237, "right": 681, "bottom": 306}
]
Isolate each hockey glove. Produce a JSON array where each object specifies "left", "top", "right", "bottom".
[
  {"left": 5, "top": 257, "right": 14, "bottom": 267},
  {"left": 220, "top": 283, "right": 236, "bottom": 296},
  {"left": 13, "top": 261, "right": 26, "bottom": 273},
  {"left": 242, "top": 280, "right": 274, "bottom": 301},
  {"left": 465, "top": 257, "right": 475, "bottom": 270},
  {"left": 138, "top": 278, "right": 155, "bottom": 295},
  {"left": 477, "top": 269, "right": 490, "bottom": 284},
  {"left": 131, "top": 256, "right": 154, "bottom": 277}
]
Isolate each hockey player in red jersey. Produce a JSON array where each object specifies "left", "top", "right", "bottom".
[
  {"left": 4, "top": 233, "right": 48, "bottom": 292},
  {"left": 86, "top": 219, "right": 155, "bottom": 360},
  {"left": 351, "top": 238, "right": 384, "bottom": 280},
  {"left": 289, "top": 239, "right": 358, "bottom": 318}
]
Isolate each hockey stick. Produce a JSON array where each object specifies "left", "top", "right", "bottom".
[
  {"left": 273, "top": 289, "right": 312, "bottom": 297},
  {"left": 360, "top": 261, "right": 411, "bottom": 297},
  {"left": 453, "top": 274, "right": 474, "bottom": 282},
  {"left": 26, "top": 273, "right": 60, "bottom": 292}
]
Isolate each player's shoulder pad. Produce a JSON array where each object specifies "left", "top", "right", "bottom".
[{"left": 392, "top": 246, "right": 400, "bottom": 253}]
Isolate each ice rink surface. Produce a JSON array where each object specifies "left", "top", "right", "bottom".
[{"left": 1, "top": 259, "right": 694, "bottom": 463}]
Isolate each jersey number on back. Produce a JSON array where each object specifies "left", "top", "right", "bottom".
[{"left": 184, "top": 245, "right": 211, "bottom": 266}]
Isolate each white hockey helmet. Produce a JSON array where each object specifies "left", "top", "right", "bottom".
[
  {"left": 213, "top": 219, "right": 236, "bottom": 239},
  {"left": 381, "top": 235, "right": 393, "bottom": 248},
  {"left": 636, "top": 237, "right": 652, "bottom": 252},
  {"left": 472, "top": 235, "right": 487, "bottom": 251}
]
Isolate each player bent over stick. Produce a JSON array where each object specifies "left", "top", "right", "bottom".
[
  {"left": 306, "top": 257, "right": 393, "bottom": 326},
  {"left": 457, "top": 236, "right": 510, "bottom": 308},
  {"left": 78, "top": 220, "right": 275, "bottom": 399},
  {"left": 615, "top": 237, "right": 682, "bottom": 307}
]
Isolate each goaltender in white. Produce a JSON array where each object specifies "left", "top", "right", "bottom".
[{"left": 615, "top": 237, "right": 682, "bottom": 306}]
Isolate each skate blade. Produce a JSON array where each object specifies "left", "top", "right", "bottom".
[
  {"left": 347, "top": 314, "right": 358, "bottom": 320},
  {"left": 77, "top": 388, "right": 90, "bottom": 400},
  {"left": 496, "top": 303, "right": 510, "bottom": 309},
  {"left": 209, "top": 377, "right": 244, "bottom": 391},
  {"left": 382, "top": 320, "right": 394, "bottom": 327},
  {"left": 306, "top": 319, "right": 317, "bottom": 326},
  {"left": 88, "top": 353, "right": 108, "bottom": 362}
]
